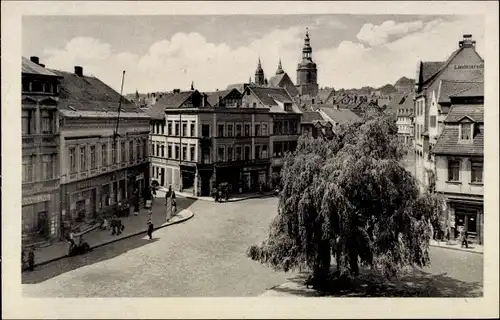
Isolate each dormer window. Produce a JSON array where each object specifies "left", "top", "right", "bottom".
[{"left": 460, "top": 123, "right": 473, "bottom": 140}]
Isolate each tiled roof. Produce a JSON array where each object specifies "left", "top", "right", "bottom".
[
  {"left": 318, "top": 105, "right": 361, "bottom": 124},
  {"left": 438, "top": 80, "right": 483, "bottom": 104},
  {"left": 421, "top": 61, "right": 444, "bottom": 83},
  {"left": 317, "top": 88, "right": 334, "bottom": 103},
  {"left": 22, "top": 57, "right": 59, "bottom": 77},
  {"left": 268, "top": 73, "right": 286, "bottom": 87},
  {"left": 450, "top": 82, "right": 484, "bottom": 98},
  {"left": 206, "top": 89, "right": 233, "bottom": 107},
  {"left": 302, "top": 111, "right": 325, "bottom": 123},
  {"left": 250, "top": 86, "right": 292, "bottom": 106},
  {"left": 444, "top": 104, "right": 484, "bottom": 123},
  {"left": 432, "top": 125, "right": 483, "bottom": 156},
  {"left": 51, "top": 69, "right": 142, "bottom": 114},
  {"left": 145, "top": 91, "right": 196, "bottom": 120},
  {"left": 226, "top": 83, "right": 246, "bottom": 93}
]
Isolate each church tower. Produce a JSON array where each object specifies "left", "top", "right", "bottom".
[
  {"left": 255, "top": 57, "right": 265, "bottom": 86},
  {"left": 276, "top": 58, "right": 284, "bottom": 75},
  {"left": 296, "top": 28, "right": 318, "bottom": 97}
]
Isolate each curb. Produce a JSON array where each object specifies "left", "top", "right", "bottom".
[
  {"left": 31, "top": 210, "right": 195, "bottom": 268},
  {"left": 429, "top": 243, "right": 483, "bottom": 255},
  {"left": 186, "top": 193, "right": 275, "bottom": 203}
]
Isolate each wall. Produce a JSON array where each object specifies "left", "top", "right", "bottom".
[{"left": 435, "top": 155, "right": 484, "bottom": 196}]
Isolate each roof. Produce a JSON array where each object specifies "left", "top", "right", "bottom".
[
  {"left": 226, "top": 83, "right": 246, "bottom": 93},
  {"left": 444, "top": 104, "right": 484, "bottom": 123},
  {"left": 432, "top": 125, "right": 483, "bottom": 156},
  {"left": 318, "top": 88, "right": 334, "bottom": 103},
  {"left": 301, "top": 111, "right": 325, "bottom": 124},
  {"left": 22, "top": 57, "right": 59, "bottom": 77},
  {"left": 145, "top": 91, "right": 196, "bottom": 120},
  {"left": 421, "top": 61, "right": 444, "bottom": 83},
  {"left": 268, "top": 73, "right": 286, "bottom": 87},
  {"left": 450, "top": 82, "right": 484, "bottom": 98},
  {"left": 438, "top": 80, "right": 483, "bottom": 104},
  {"left": 51, "top": 69, "right": 142, "bottom": 115},
  {"left": 318, "top": 105, "right": 361, "bottom": 124},
  {"left": 206, "top": 89, "right": 232, "bottom": 107},
  {"left": 248, "top": 86, "right": 301, "bottom": 114}
]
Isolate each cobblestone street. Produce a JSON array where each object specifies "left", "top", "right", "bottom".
[{"left": 22, "top": 196, "right": 483, "bottom": 297}]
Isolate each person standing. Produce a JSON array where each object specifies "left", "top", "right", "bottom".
[
  {"left": 27, "top": 247, "right": 35, "bottom": 271},
  {"left": 460, "top": 226, "right": 469, "bottom": 248},
  {"left": 147, "top": 218, "right": 154, "bottom": 240}
]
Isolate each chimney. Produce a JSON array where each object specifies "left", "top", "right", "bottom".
[
  {"left": 459, "top": 34, "right": 475, "bottom": 48},
  {"left": 30, "top": 56, "right": 40, "bottom": 65},
  {"left": 74, "top": 66, "right": 83, "bottom": 77}
]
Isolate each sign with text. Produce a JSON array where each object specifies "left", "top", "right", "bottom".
[
  {"left": 23, "top": 194, "right": 51, "bottom": 206},
  {"left": 453, "top": 64, "right": 484, "bottom": 70}
]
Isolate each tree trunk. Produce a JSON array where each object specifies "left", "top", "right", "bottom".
[
  {"left": 312, "top": 240, "right": 331, "bottom": 289},
  {"left": 349, "top": 250, "right": 359, "bottom": 275}
]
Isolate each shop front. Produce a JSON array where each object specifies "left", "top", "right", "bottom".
[
  {"left": 216, "top": 164, "right": 269, "bottom": 193},
  {"left": 22, "top": 191, "right": 60, "bottom": 244},
  {"left": 447, "top": 199, "right": 483, "bottom": 244}
]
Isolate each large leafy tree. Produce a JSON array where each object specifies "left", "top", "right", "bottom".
[{"left": 248, "top": 111, "right": 444, "bottom": 290}]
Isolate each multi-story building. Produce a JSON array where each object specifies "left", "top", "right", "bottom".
[
  {"left": 431, "top": 96, "right": 483, "bottom": 244},
  {"left": 53, "top": 65, "right": 150, "bottom": 233},
  {"left": 147, "top": 85, "right": 301, "bottom": 196},
  {"left": 414, "top": 34, "right": 484, "bottom": 191},
  {"left": 386, "top": 93, "right": 415, "bottom": 145},
  {"left": 21, "top": 57, "right": 62, "bottom": 245}
]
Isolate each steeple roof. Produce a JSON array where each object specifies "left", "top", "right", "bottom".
[
  {"left": 276, "top": 58, "right": 284, "bottom": 75},
  {"left": 255, "top": 57, "right": 264, "bottom": 74}
]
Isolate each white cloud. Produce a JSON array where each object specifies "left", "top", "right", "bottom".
[
  {"left": 356, "top": 20, "right": 425, "bottom": 47},
  {"left": 42, "top": 16, "right": 484, "bottom": 93}
]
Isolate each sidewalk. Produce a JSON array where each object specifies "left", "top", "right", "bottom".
[
  {"left": 157, "top": 187, "right": 275, "bottom": 202},
  {"left": 430, "top": 239, "right": 483, "bottom": 254},
  {"left": 31, "top": 200, "right": 194, "bottom": 267}
]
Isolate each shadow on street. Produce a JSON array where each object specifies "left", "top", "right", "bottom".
[
  {"left": 273, "top": 268, "right": 482, "bottom": 297},
  {"left": 22, "top": 235, "right": 160, "bottom": 285}
]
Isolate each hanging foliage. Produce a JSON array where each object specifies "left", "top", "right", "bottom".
[{"left": 247, "top": 111, "right": 444, "bottom": 289}]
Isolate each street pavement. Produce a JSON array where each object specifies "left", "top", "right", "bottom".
[
  {"left": 22, "top": 197, "right": 292, "bottom": 297},
  {"left": 22, "top": 197, "right": 482, "bottom": 297}
]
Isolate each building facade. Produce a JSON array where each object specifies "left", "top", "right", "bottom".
[
  {"left": 54, "top": 66, "right": 150, "bottom": 234},
  {"left": 21, "top": 57, "right": 62, "bottom": 245},
  {"left": 431, "top": 101, "right": 483, "bottom": 244},
  {"left": 414, "top": 34, "right": 484, "bottom": 192}
]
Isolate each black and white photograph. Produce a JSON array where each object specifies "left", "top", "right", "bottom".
[{"left": 2, "top": 1, "right": 499, "bottom": 319}]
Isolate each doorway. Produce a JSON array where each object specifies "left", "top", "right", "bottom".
[{"left": 37, "top": 211, "right": 49, "bottom": 238}]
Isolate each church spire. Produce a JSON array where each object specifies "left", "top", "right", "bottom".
[
  {"left": 276, "top": 58, "right": 284, "bottom": 75},
  {"left": 302, "top": 27, "right": 312, "bottom": 60},
  {"left": 255, "top": 57, "right": 265, "bottom": 86}
]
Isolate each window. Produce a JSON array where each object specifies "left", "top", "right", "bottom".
[
  {"left": 255, "top": 124, "right": 260, "bottom": 136},
  {"left": 22, "top": 156, "right": 34, "bottom": 182},
  {"left": 111, "top": 142, "right": 117, "bottom": 164},
  {"left": 262, "top": 145, "right": 268, "bottom": 158},
  {"left": 182, "top": 122, "right": 188, "bottom": 136},
  {"left": 69, "top": 147, "right": 77, "bottom": 173},
  {"left": 430, "top": 115, "right": 437, "bottom": 128},
  {"left": 283, "top": 121, "right": 289, "bottom": 134},
  {"left": 190, "top": 146, "right": 195, "bottom": 161},
  {"left": 244, "top": 146, "right": 251, "bottom": 160},
  {"left": 227, "top": 147, "right": 233, "bottom": 161},
  {"left": 218, "top": 124, "right": 224, "bottom": 137},
  {"left": 42, "top": 154, "right": 53, "bottom": 180},
  {"left": 227, "top": 124, "right": 233, "bottom": 137},
  {"left": 276, "top": 121, "right": 283, "bottom": 135},
  {"left": 235, "top": 146, "right": 242, "bottom": 160},
  {"left": 41, "top": 110, "right": 54, "bottom": 134},
  {"left": 175, "top": 146, "right": 180, "bottom": 159},
  {"left": 244, "top": 124, "right": 250, "bottom": 136},
  {"left": 160, "top": 123, "right": 164, "bottom": 135},
  {"left": 22, "top": 110, "right": 35, "bottom": 135},
  {"left": 202, "top": 124, "right": 210, "bottom": 137},
  {"left": 190, "top": 122, "right": 195, "bottom": 136},
  {"left": 182, "top": 146, "right": 187, "bottom": 160},
  {"left": 136, "top": 141, "right": 141, "bottom": 159},
  {"left": 101, "top": 144, "right": 107, "bottom": 166},
  {"left": 461, "top": 123, "right": 473, "bottom": 140},
  {"left": 175, "top": 122, "right": 180, "bottom": 136},
  {"left": 143, "top": 139, "right": 148, "bottom": 158},
  {"left": 471, "top": 161, "right": 483, "bottom": 183},
  {"left": 290, "top": 121, "right": 297, "bottom": 134},
  {"left": 262, "top": 124, "right": 268, "bottom": 136},
  {"left": 120, "top": 142, "right": 126, "bottom": 163},
  {"left": 155, "top": 123, "right": 160, "bottom": 134},
  {"left": 253, "top": 102, "right": 257, "bottom": 108},
  {"left": 218, "top": 147, "right": 225, "bottom": 162},
  {"left": 168, "top": 145, "right": 172, "bottom": 158},
  {"left": 168, "top": 122, "right": 173, "bottom": 136},
  {"left": 236, "top": 124, "right": 242, "bottom": 136},
  {"left": 129, "top": 141, "right": 134, "bottom": 161},
  {"left": 80, "top": 146, "right": 87, "bottom": 171},
  {"left": 255, "top": 145, "right": 261, "bottom": 159},
  {"left": 161, "top": 145, "right": 165, "bottom": 158},
  {"left": 448, "top": 159, "right": 460, "bottom": 181},
  {"left": 90, "top": 145, "right": 97, "bottom": 169}
]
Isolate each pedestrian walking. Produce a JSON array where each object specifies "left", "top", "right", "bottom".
[
  {"left": 460, "top": 226, "right": 468, "bottom": 248},
  {"left": 152, "top": 187, "right": 157, "bottom": 198},
  {"left": 111, "top": 215, "right": 118, "bottom": 235},
  {"left": 147, "top": 218, "right": 154, "bottom": 240}
]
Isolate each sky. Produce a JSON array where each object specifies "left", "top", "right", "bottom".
[{"left": 22, "top": 14, "right": 485, "bottom": 94}]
